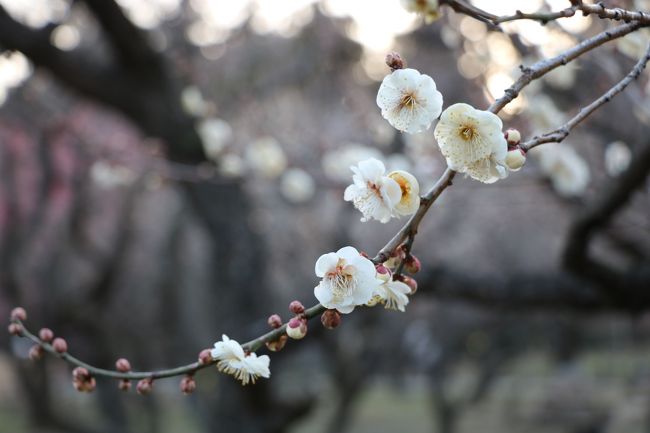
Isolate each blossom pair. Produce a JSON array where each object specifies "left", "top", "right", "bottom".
[
  {"left": 313, "top": 246, "right": 410, "bottom": 314},
  {"left": 376, "top": 67, "right": 524, "bottom": 183},
  {"left": 211, "top": 335, "right": 270, "bottom": 385}
]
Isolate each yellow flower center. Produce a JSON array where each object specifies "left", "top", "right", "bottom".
[
  {"left": 459, "top": 125, "right": 476, "bottom": 141},
  {"left": 399, "top": 92, "right": 418, "bottom": 110}
]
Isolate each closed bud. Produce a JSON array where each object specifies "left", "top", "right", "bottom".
[
  {"left": 289, "top": 300, "right": 305, "bottom": 315},
  {"left": 115, "top": 358, "right": 131, "bottom": 372},
  {"left": 375, "top": 264, "right": 392, "bottom": 282},
  {"left": 136, "top": 378, "right": 153, "bottom": 395},
  {"left": 84, "top": 377, "right": 97, "bottom": 393},
  {"left": 265, "top": 335, "right": 288, "bottom": 352},
  {"left": 52, "top": 338, "right": 68, "bottom": 353},
  {"left": 505, "top": 148, "right": 526, "bottom": 171},
  {"left": 73, "top": 367, "right": 90, "bottom": 381},
  {"left": 180, "top": 376, "right": 196, "bottom": 395},
  {"left": 286, "top": 317, "right": 307, "bottom": 340},
  {"left": 118, "top": 379, "right": 132, "bottom": 392},
  {"left": 267, "top": 314, "right": 283, "bottom": 329},
  {"left": 198, "top": 349, "right": 212, "bottom": 366},
  {"left": 38, "top": 328, "right": 54, "bottom": 343},
  {"left": 404, "top": 255, "right": 421, "bottom": 274},
  {"left": 504, "top": 128, "right": 521, "bottom": 146},
  {"left": 10, "top": 307, "right": 27, "bottom": 322},
  {"left": 321, "top": 310, "right": 341, "bottom": 329},
  {"left": 399, "top": 275, "right": 418, "bottom": 295},
  {"left": 29, "top": 345, "right": 44, "bottom": 361},
  {"left": 385, "top": 51, "right": 406, "bottom": 71},
  {"left": 8, "top": 323, "right": 22, "bottom": 336}
]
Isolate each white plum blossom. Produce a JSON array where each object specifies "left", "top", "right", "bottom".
[
  {"left": 377, "top": 280, "right": 411, "bottom": 312},
  {"left": 377, "top": 68, "right": 443, "bottom": 134},
  {"left": 197, "top": 118, "right": 233, "bottom": 162},
  {"left": 211, "top": 335, "right": 270, "bottom": 385},
  {"left": 533, "top": 143, "right": 590, "bottom": 197},
  {"left": 344, "top": 158, "right": 402, "bottom": 223},
  {"left": 434, "top": 103, "right": 508, "bottom": 183},
  {"left": 605, "top": 141, "right": 631, "bottom": 177},
  {"left": 280, "top": 168, "right": 316, "bottom": 203},
  {"left": 387, "top": 170, "right": 420, "bottom": 216},
  {"left": 245, "top": 136, "right": 288, "bottom": 179},
  {"left": 401, "top": 0, "right": 440, "bottom": 23},
  {"left": 314, "top": 246, "right": 381, "bottom": 314}
]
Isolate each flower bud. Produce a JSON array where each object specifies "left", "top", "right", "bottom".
[
  {"left": 265, "top": 335, "right": 288, "bottom": 352},
  {"left": 267, "top": 314, "right": 283, "bottom": 329},
  {"left": 289, "top": 301, "right": 305, "bottom": 315},
  {"left": 8, "top": 323, "right": 22, "bottom": 336},
  {"left": 404, "top": 255, "right": 421, "bottom": 274},
  {"left": 286, "top": 317, "right": 307, "bottom": 340},
  {"left": 38, "top": 328, "right": 54, "bottom": 343},
  {"left": 321, "top": 310, "right": 341, "bottom": 329},
  {"left": 385, "top": 51, "right": 406, "bottom": 71},
  {"left": 84, "top": 377, "right": 97, "bottom": 393},
  {"left": 116, "top": 358, "right": 131, "bottom": 372},
  {"left": 504, "top": 128, "right": 521, "bottom": 146},
  {"left": 118, "top": 379, "right": 132, "bottom": 392},
  {"left": 136, "top": 378, "right": 153, "bottom": 395},
  {"left": 52, "top": 338, "right": 68, "bottom": 353},
  {"left": 73, "top": 367, "right": 90, "bottom": 381},
  {"left": 29, "top": 345, "right": 44, "bottom": 361},
  {"left": 400, "top": 275, "right": 418, "bottom": 295},
  {"left": 505, "top": 148, "right": 526, "bottom": 171},
  {"left": 375, "top": 264, "right": 392, "bottom": 282},
  {"left": 198, "top": 349, "right": 212, "bottom": 366},
  {"left": 180, "top": 376, "right": 196, "bottom": 395},
  {"left": 10, "top": 307, "right": 27, "bottom": 322}
]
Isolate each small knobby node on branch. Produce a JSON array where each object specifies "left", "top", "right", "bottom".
[{"left": 7, "top": 0, "right": 650, "bottom": 396}]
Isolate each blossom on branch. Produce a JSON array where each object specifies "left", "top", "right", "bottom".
[
  {"left": 388, "top": 170, "right": 421, "bottom": 216},
  {"left": 376, "top": 68, "right": 443, "bottom": 134},
  {"left": 344, "top": 158, "right": 402, "bottom": 223},
  {"left": 400, "top": 0, "right": 440, "bottom": 23},
  {"left": 434, "top": 103, "right": 508, "bottom": 183},
  {"left": 314, "top": 246, "right": 381, "bottom": 314},
  {"left": 211, "top": 335, "right": 270, "bottom": 385},
  {"left": 376, "top": 276, "right": 411, "bottom": 312}
]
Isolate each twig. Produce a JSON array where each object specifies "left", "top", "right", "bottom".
[
  {"left": 521, "top": 42, "right": 650, "bottom": 151},
  {"left": 489, "top": 22, "right": 644, "bottom": 114}
]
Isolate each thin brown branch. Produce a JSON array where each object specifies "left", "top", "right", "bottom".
[
  {"left": 489, "top": 21, "right": 644, "bottom": 114},
  {"left": 521, "top": 42, "right": 650, "bottom": 151}
]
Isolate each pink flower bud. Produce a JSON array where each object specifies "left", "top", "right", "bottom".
[
  {"left": 404, "top": 255, "right": 421, "bottom": 274},
  {"left": 400, "top": 275, "right": 418, "bottom": 295},
  {"left": 286, "top": 317, "right": 307, "bottom": 340},
  {"left": 38, "top": 328, "right": 54, "bottom": 343},
  {"left": 321, "top": 310, "right": 341, "bottom": 330},
  {"left": 8, "top": 323, "right": 22, "bottom": 336},
  {"left": 52, "top": 338, "right": 68, "bottom": 353},
  {"left": 73, "top": 367, "right": 90, "bottom": 381},
  {"left": 10, "top": 307, "right": 27, "bottom": 322},
  {"left": 136, "top": 378, "right": 153, "bottom": 395},
  {"left": 198, "top": 349, "right": 212, "bottom": 365},
  {"left": 265, "top": 335, "right": 288, "bottom": 352},
  {"left": 375, "top": 264, "right": 391, "bottom": 276},
  {"left": 180, "top": 376, "right": 196, "bottom": 395},
  {"left": 118, "top": 379, "right": 132, "bottom": 392},
  {"left": 29, "top": 345, "right": 44, "bottom": 361},
  {"left": 289, "top": 300, "right": 305, "bottom": 315},
  {"left": 115, "top": 358, "right": 131, "bottom": 372},
  {"left": 385, "top": 51, "right": 406, "bottom": 71},
  {"left": 267, "top": 314, "right": 283, "bottom": 329}
]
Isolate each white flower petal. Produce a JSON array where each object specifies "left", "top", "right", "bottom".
[{"left": 315, "top": 252, "right": 339, "bottom": 277}]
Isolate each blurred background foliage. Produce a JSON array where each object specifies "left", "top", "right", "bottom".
[{"left": 0, "top": 1, "right": 649, "bottom": 433}]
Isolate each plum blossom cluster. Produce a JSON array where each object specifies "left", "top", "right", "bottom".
[
  {"left": 344, "top": 158, "right": 420, "bottom": 223},
  {"left": 313, "top": 246, "right": 418, "bottom": 314},
  {"left": 375, "top": 59, "right": 527, "bottom": 184}
]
